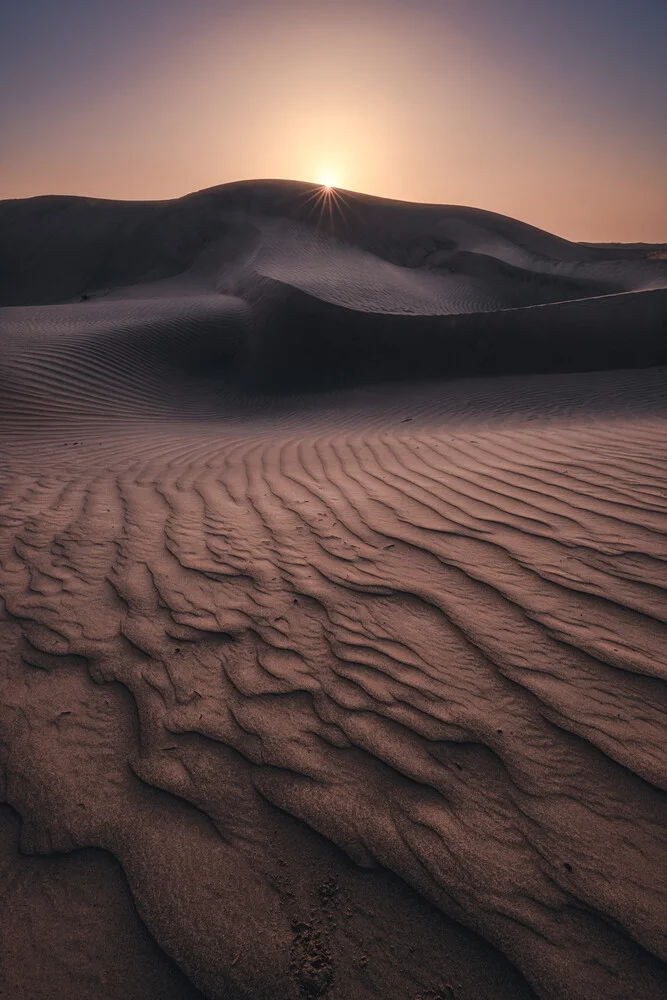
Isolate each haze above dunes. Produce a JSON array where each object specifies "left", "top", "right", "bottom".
[{"left": 1, "top": 180, "right": 666, "bottom": 1000}]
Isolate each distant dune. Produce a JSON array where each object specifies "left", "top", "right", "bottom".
[
  {"left": 0, "top": 181, "right": 666, "bottom": 1000},
  {"left": 2, "top": 180, "right": 667, "bottom": 401}
]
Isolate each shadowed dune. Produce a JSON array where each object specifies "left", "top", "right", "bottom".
[
  {"left": 1, "top": 181, "right": 666, "bottom": 999},
  {"left": 2, "top": 179, "right": 666, "bottom": 394}
]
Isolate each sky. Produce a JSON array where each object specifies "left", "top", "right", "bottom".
[{"left": 1, "top": 0, "right": 666, "bottom": 241}]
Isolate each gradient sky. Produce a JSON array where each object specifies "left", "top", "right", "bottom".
[{"left": 2, "top": 0, "right": 666, "bottom": 240}]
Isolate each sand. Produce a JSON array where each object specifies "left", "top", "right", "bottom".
[{"left": 0, "top": 180, "right": 666, "bottom": 1000}]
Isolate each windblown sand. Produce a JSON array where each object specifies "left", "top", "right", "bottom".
[{"left": 1, "top": 181, "right": 666, "bottom": 1000}]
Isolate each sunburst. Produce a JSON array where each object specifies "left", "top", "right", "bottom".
[{"left": 294, "top": 177, "right": 361, "bottom": 230}]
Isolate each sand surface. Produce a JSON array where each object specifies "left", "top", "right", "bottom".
[{"left": 1, "top": 181, "right": 666, "bottom": 1000}]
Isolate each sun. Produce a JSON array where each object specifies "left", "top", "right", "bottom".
[{"left": 319, "top": 171, "right": 337, "bottom": 189}]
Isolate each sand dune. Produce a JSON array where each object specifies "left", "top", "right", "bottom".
[
  {"left": 1, "top": 181, "right": 666, "bottom": 1000},
  {"left": 2, "top": 181, "right": 665, "bottom": 401}
]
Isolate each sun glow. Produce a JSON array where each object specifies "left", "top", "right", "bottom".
[{"left": 319, "top": 171, "right": 337, "bottom": 189}]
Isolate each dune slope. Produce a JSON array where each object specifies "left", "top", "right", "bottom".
[{"left": 0, "top": 181, "right": 666, "bottom": 1000}]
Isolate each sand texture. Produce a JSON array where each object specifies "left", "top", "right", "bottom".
[{"left": 1, "top": 181, "right": 666, "bottom": 1000}]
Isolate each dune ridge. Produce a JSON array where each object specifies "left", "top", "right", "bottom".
[
  {"left": 1, "top": 181, "right": 666, "bottom": 1000},
  {"left": 2, "top": 180, "right": 666, "bottom": 395}
]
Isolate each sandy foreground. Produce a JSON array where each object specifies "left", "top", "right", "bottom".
[{"left": 0, "top": 182, "right": 666, "bottom": 1000}]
